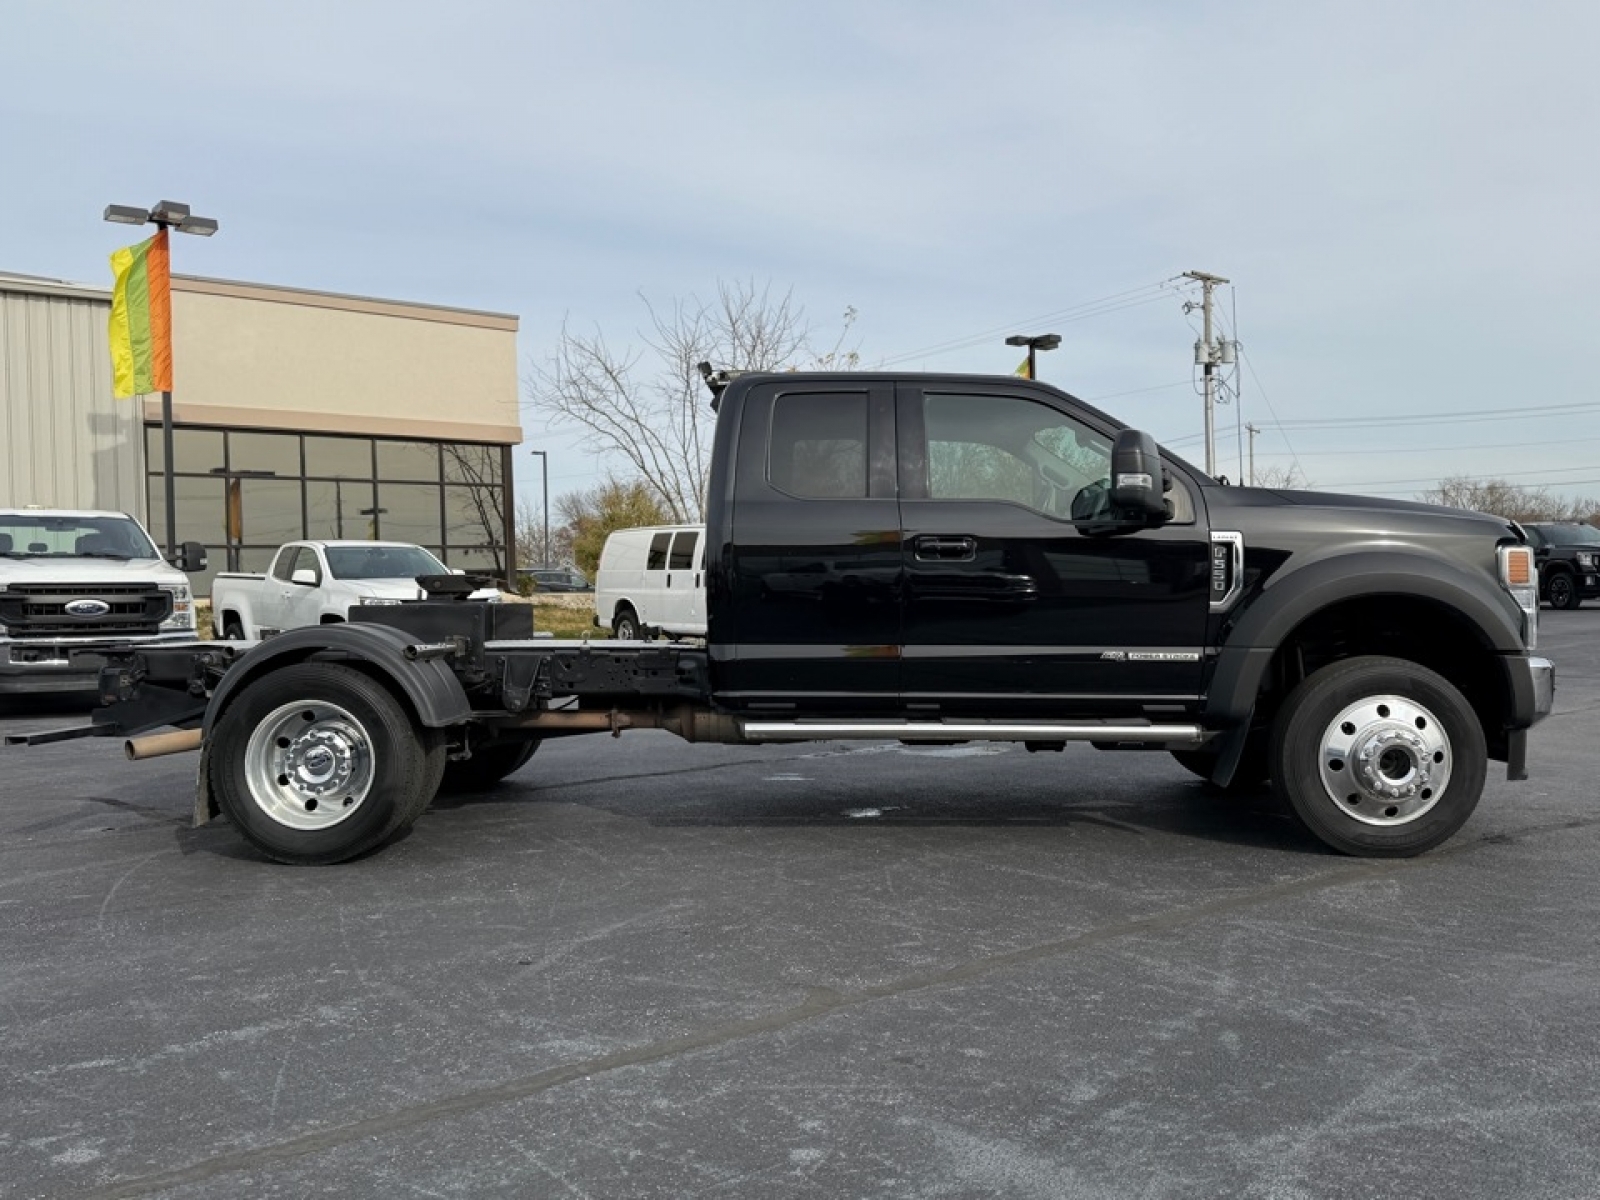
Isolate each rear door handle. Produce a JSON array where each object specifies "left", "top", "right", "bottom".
[{"left": 913, "top": 536, "right": 977, "bottom": 562}]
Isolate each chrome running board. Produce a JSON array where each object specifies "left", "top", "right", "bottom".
[{"left": 739, "top": 720, "right": 1206, "bottom": 745}]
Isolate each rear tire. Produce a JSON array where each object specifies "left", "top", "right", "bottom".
[
  {"left": 222, "top": 616, "right": 244, "bottom": 641},
  {"left": 1270, "top": 655, "right": 1485, "bottom": 858},
  {"left": 613, "top": 608, "right": 641, "bottom": 640},
  {"left": 208, "top": 663, "right": 445, "bottom": 864},
  {"left": 439, "top": 738, "right": 540, "bottom": 793},
  {"left": 1548, "top": 571, "right": 1580, "bottom": 610}
]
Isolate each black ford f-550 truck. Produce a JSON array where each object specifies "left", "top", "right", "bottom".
[{"left": 15, "top": 371, "right": 1553, "bottom": 864}]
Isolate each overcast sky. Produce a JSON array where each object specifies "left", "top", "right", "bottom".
[{"left": 5, "top": 0, "right": 1598, "bottom": 508}]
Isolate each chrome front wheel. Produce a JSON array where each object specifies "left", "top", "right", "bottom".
[{"left": 1271, "top": 656, "right": 1486, "bottom": 858}]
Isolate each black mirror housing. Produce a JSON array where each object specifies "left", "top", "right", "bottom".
[
  {"left": 173, "top": 541, "right": 208, "bottom": 573},
  {"left": 1109, "top": 430, "right": 1168, "bottom": 520}
]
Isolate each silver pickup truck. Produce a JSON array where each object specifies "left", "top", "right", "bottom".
[{"left": 0, "top": 507, "right": 204, "bottom": 694}]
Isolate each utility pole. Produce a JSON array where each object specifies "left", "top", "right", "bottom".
[
  {"left": 1245, "top": 423, "right": 1259, "bottom": 486},
  {"left": 1183, "top": 270, "right": 1229, "bottom": 477}
]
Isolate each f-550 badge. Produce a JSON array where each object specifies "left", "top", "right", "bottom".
[{"left": 1100, "top": 650, "right": 1201, "bottom": 663}]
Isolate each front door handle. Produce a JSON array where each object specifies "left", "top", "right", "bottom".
[{"left": 913, "top": 536, "right": 977, "bottom": 562}]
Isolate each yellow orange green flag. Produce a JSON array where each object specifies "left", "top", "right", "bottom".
[
  {"left": 1013, "top": 358, "right": 1032, "bottom": 379},
  {"left": 108, "top": 230, "right": 172, "bottom": 398}
]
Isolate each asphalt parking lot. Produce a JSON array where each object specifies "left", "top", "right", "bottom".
[{"left": 3, "top": 614, "right": 1598, "bottom": 1200}]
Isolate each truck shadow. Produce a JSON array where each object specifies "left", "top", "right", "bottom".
[{"left": 432, "top": 777, "right": 1328, "bottom": 856}]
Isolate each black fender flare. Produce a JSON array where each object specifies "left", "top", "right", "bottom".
[
  {"left": 200, "top": 621, "right": 473, "bottom": 737},
  {"left": 1203, "top": 550, "right": 1523, "bottom": 783},
  {"left": 193, "top": 622, "right": 473, "bottom": 826}
]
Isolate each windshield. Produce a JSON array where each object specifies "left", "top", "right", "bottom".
[
  {"left": 324, "top": 544, "right": 448, "bottom": 581},
  {"left": 0, "top": 514, "right": 160, "bottom": 560},
  {"left": 1537, "top": 524, "right": 1600, "bottom": 546}
]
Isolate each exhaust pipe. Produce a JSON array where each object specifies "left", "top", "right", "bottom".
[{"left": 125, "top": 728, "right": 204, "bottom": 761}]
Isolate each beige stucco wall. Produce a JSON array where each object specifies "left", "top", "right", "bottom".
[{"left": 147, "top": 276, "right": 522, "bottom": 444}]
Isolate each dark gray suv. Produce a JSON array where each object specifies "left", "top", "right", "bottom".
[
  {"left": 521, "top": 567, "right": 592, "bottom": 593},
  {"left": 1524, "top": 522, "right": 1600, "bottom": 609}
]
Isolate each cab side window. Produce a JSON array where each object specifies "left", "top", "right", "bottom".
[
  {"left": 769, "top": 393, "right": 868, "bottom": 500},
  {"left": 923, "top": 393, "right": 1111, "bottom": 519}
]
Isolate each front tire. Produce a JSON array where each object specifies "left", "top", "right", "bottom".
[
  {"left": 1270, "top": 656, "right": 1486, "bottom": 858},
  {"left": 208, "top": 663, "right": 445, "bottom": 864},
  {"left": 1548, "top": 571, "right": 1580, "bottom": 610}
]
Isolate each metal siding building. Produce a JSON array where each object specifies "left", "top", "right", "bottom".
[{"left": 0, "top": 273, "right": 142, "bottom": 514}]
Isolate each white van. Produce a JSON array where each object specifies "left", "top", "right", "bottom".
[{"left": 594, "top": 524, "right": 706, "bottom": 639}]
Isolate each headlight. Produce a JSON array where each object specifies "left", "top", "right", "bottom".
[
  {"left": 359, "top": 597, "right": 403, "bottom": 606},
  {"left": 1498, "top": 545, "right": 1538, "bottom": 652},
  {"left": 1577, "top": 551, "right": 1596, "bottom": 570},
  {"left": 159, "top": 583, "right": 194, "bottom": 631}
]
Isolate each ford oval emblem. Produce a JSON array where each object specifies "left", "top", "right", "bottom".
[{"left": 64, "top": 598, "right": 112, "bottom": 618}]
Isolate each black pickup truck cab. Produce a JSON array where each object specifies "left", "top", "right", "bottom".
[
  {"left": 1523, "top": 521, "right": 1600, "bottom": 609},
  {"left": 27, "top": 372, "right": 1552, "bottom": 865}
]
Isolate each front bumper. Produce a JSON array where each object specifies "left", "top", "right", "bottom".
[
  {"left": 1503, "top": 654, "right": 1555, "bottom": 782},
  {"left": 1529, "top": 655, "right": 1555, "bottom": 721},
  {"left": 0, "top": 633, "right": 198, "bottom": 693}
]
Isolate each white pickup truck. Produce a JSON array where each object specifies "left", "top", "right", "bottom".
[
  {"left": 0, "top": 507, "right": 205, "bottom": 694},
  {"left": 210, "top": 541, "right": 500, "bottom": 640}
]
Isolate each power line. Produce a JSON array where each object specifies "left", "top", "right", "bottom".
[
  {"left": 1251, "top": 433, "right": 1600, "bottom": 458},
  {"left": 875, "top": 277, "right": 1179, "bottom": 367},
  {"left": 1261, "top": 400, "right": 1600, "bottom": 430}
]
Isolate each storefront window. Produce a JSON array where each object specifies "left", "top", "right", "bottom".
[
  {"left": 445, "top": 484, "right": 504, "bottom": 546},
  {"left": 147, "top": 427, "right": 225, "bottom": 475},
  {"left": 377, "top": 440, "right": 441, "bottom": 482},
  {"left": 144, "top": 426, "right": 509, "bottom": 594},
  {"left": 230, "top": 431, "right": 302, "bottom": 476},
  {"left": 305, "top": 435, "right": 373, "bottom": 479},
  {"left": 376, "top": 483, "right": 442, "bottom": 543},
  {"left": 238, "top": 478, "right": 303, "bottom": 545},
  {"left": 442, "top": 444, "right": 499, "bottom": 485}
]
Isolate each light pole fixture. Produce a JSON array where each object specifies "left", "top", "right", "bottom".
[
  {"left": 1005, "top": 333, "right": 1061, "bottom": 380},
  {"left": 104, "top": 199, "right": 220, "bottom": 560},
  {"left": 528, "top": 449, "right": 550, "bottom": 568}
]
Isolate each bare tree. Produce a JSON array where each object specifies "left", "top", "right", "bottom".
[
  {"left": 1420, "top": 476, "right": 1600, "bottom": 523},
  {"left": 514, "top": 494, "right": 572, "bottom": 570},
  {"left": 1251, "top": 465, "right": 1312, "bottom": 491},
  {"left": 526, "top": 280, "right": 858, "bottom": 523}
]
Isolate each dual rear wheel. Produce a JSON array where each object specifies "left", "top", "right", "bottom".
[{"left": 207, "top": 664, "right": 542, "bottom": 865}]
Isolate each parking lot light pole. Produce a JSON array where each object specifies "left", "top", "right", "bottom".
[
  {"left": 1004, "top": 333, "right": 1061, "bottom": 381},
  {"left": 104, "top": 200, "right": 219, "bottom": 560},
  {"left": 529, "top": 449, "right": 550, "bottom": 567}
]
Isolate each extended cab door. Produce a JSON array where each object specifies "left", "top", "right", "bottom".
[
  {"left": 896, "top": 381, "right": 1210, "bottom": 715},
  {"left": 720, "top": 379, "right": 900, "bottom": 709},
  {"left": 277, "top": 546, "right": 328, "bottom": 630}
]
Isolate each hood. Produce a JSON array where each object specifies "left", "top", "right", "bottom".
[
  {"left": 343, "top": 577, "right": 502, "bottom": 602},
  {"left": 346, "top": 578, "right": 431, "bottom": 601},
  {"left": 0, "top": 555, "right": 189, "bottom": 586},
  {"left": 1212, "top": 485, "right": 1520, "bottom": 536}
]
